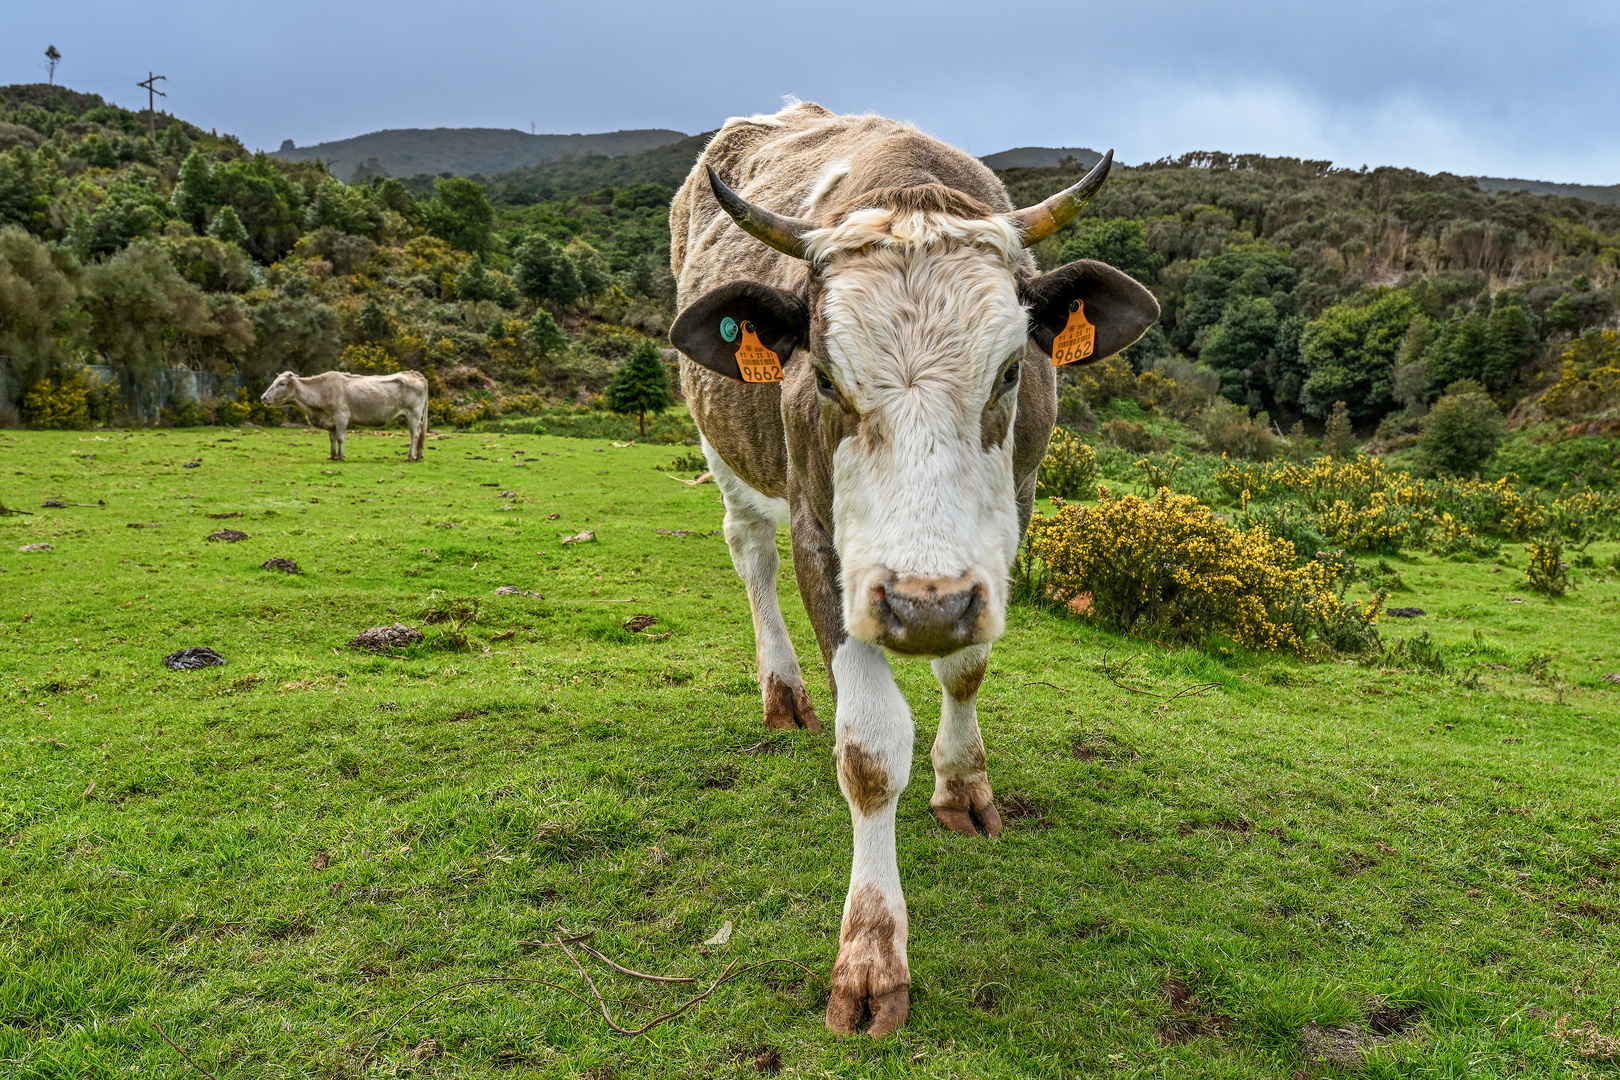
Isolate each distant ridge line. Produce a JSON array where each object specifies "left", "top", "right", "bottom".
[{"left": 272, "top": 126, "right": 689, "bottom": 182}]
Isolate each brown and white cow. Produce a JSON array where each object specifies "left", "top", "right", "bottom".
[
  {"left": 261, "top": 370, "right": 430, "bottom": 462},
  {"left": 669, "top": 104, "right": 1159, "bottom": 1036}
]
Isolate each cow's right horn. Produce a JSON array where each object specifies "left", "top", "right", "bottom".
[
  {"left": 1005, "top": 150, "right": 1114, "bottom": 246},
  {"left": 707, "top": 165, "right": 814, "bottom": 260}
]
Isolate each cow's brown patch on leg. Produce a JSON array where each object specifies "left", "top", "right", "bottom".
[
  {"left": 931, "top": 774, "right": 1002, "bottom": 838},
  {"left": 942, "top": 656, "right": 987, "bottom": 702},
  {"left": 826, "top": 884, "right": 910, "bottom": 1037},
  {"left": 762, "top": 674, "right": 822, "bottom": 731},
  {"left": 837, "top": 742, "right": 891, "bottom": 816}
]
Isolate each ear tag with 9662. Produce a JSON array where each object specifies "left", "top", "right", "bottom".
[
  {"left": 1051, "top": 299, "right": 1096, "bottom": 366},
  {"left": 734, "top": 321, "right": 784, "bottom": 383}
]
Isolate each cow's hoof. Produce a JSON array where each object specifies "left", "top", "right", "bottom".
[
  {"left": 762, "top": 675, "right": 822, "bottom": 732},
  {"left": 827, "top": 984, "right": 909, "bottom": 1037},
  {"left": 826, "top": 884, "right": 909, "bottom": 1036},
  {"left": 930, "top": 775, "right": 1002, "bottom": 837}
]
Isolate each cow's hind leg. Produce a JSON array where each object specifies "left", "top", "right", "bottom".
[
  {"left": 706, "top": 440, "right": 820, "bottom": 731},
  {"left": 928, "top": 644, "right": 1001, "bottom": 837},
  {"left": 827, "top": 639, "right": 912, "bottom": 1036},
  {"left": 409, "top": 408, "right": 426, "bottom": 461}
]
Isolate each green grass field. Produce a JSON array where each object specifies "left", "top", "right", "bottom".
[{"left": 2, "top": 425, "right": 1618, "bottom": 1079}]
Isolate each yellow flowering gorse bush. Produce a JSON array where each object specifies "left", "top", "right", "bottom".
[
  {"left": 1028, "top": 486, "right": 1381, "bottom": 655},
  {"left": 1214, "top": 454, "right": 1609, "bottom": 555}
]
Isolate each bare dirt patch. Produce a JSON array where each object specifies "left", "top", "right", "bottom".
[
  {"left": 1157, "top": 978, "right": 1233, "bottom": 1045},
  {"left": 994, "top": 793, "right": 1053, "bottom": 828}
]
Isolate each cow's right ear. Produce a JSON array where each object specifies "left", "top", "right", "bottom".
[{"left": 669, "top": 281, "right": 808, "bottom": 381}]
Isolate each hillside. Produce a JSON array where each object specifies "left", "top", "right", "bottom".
[
  {"left": 980, "top": 145, "right": 1104, "bottom": 169},
  {"left": 271, "top": 126, "right": 689, "bottom": 182},
  {"left": 1474, "top": 175, "right": 1620, "bottom": 205},
  {"left": 2, "top": 84, "right": 1617, "bottom": 485}
]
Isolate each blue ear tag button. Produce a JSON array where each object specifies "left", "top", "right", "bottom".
[{"left": 720, "top": 317, "right": 739, "bottom": 343}]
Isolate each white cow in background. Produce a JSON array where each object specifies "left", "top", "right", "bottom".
[{"left": 261, "top": 370, "right": 429, "bottom": 462}]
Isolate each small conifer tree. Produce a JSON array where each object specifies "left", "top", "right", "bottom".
[
  {"left": 606, "top": 340, "right": 673, "bottom": 438},
  {"left": 1322, "top": 400, "right": 1356, "bottom": 458},
  {"left": 206, "top": 205, "right": 248, "bottom": 247}
]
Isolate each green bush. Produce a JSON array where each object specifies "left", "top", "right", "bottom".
[
  {"left": 1199, "top": 400, "right": 1277, "bottom": 460},
  {"left": 1417, "top": 382, "right": 1504, "bottom": 476},
  {"left": 161, "top": 397, "right": 209, "bottom": 427}
]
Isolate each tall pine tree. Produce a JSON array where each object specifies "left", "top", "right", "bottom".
[{"left": 606, "top": 340, "right": 673, "bottom": 438}]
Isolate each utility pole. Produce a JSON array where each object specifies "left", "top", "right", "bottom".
[{"left": 136, "top": 72, "right": 166, "bottom": 141}]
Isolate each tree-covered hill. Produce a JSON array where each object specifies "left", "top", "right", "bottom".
[
  {"left": 2, "top": 84, "right": 1616, "bottom": 484},
  {"left": 476, "top": 133, "right": 712, "bottom": 204},
  {"left": 271, "top": 126, "right": 689, "bottom": 184},
  {"left": 980, "top": 146, "right": 1104, "bottom": 169}
]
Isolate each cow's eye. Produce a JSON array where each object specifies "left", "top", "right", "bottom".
[
  {"left": 815, "top": 366, "right": 840, "bottom": 402},
  {"left": 996, "top": 360, "right": 1021, "bottom": 399}
]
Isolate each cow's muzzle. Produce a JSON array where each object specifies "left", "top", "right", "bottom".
[{"left": 867, "top": 574, "right": 987, "bottom": 657}]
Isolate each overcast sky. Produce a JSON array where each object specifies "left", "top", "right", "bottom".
[{"left": 7, "top": 0, "right": 1618, "bottom": 184}]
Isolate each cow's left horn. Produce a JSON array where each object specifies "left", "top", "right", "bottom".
[
  {"left": 706, "top": 165, "right": 814, "bottom": 260},
  {"left": 1005, "top": 150, "right": 1114, "bottom": 246}
]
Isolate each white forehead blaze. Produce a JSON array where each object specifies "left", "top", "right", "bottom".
[{"left": 818, "top": 244, "right": 1027, "bottom": 413}]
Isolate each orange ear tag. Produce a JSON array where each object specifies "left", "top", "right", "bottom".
[
  {"left": 1051, "top": 299, "right": 1096, "bottom": 366},
  {"left": 734, "top": 321, "right": 785, "bottom": 383}
]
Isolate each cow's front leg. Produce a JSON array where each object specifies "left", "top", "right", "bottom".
[
  {"left": 334, "top": 416, "right": 350, "bottom": 462},
  {"left": 709, "top": 445, "right": 819, "bottom": 731},
  {"left": 827, "top": 639, "right": 912, "bottom": 1036},
  {"left": 327, "top": 425, "right": 341, "bottom": 461},
  {"left": 928, "top": 644, "right": 1001, "bottom": 837}
]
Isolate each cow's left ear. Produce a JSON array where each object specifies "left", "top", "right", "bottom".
[
  {"left": 1021, "top": 260, "right": 1160, "bottom": 364},
  {"left": 669, "top": 280, "right": 809, "bottom": 382}
]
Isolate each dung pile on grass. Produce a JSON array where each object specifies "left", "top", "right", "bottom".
[
  {"left": 164, "top": 647, "right": 227, "bottom": 670},
  {"left": 260, "top": 558, "right": 300, "bottom": 573},
  {"left": 348, "top": 624, "right": 423, "bottom": 651}
]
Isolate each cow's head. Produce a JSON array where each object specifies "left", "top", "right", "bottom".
[
  {"left": 261, "top": 372, "right": 298, "bottom": 405},
  {"left": 671, "top": 157, "right": 1158, "bottom": 657}
]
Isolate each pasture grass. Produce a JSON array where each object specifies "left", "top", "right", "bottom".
[{"left": 2, "top": 424, "right": 1619, "bottom": 1079}]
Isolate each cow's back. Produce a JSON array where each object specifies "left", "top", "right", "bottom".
[{"left": 672, "top": 104, "right": 1019, "bottom": 499}]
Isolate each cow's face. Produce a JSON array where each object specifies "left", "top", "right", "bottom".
[
  {"left": 811, "top": 241, "right": 1028, "bottom": 655},
  {"left": 261, "top": 372, "right": 297, "bottom": 405},
  {"left": 672, "top": 163, "right": 1159, "bottom": 657}
]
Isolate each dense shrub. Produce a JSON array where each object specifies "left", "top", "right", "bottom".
[
  {"left": 1199, "top": 400, "right": 1278, "bottom": 460},
  {"left": 1536, "top": 330, "right": 1620, "bottom": 418},
  {"left": 20, "top": 368, "right": 120, "bottom": 429},
  {"left": 21, "top": 374, "right": 89, "bottom": 428},
  {"left": 1028, "top": 486, "right": 1380, "bottom": 654},
  {"left": 1524, "top": 540, "right": 1568, "bottom": 596},
  {"left": 1100, "top": 418, "right": 1158, "bottom": 452},
  {"left": 1417, "top": 381, "right": 1505, "bottom": 476},
  {"left": 1037, "top": 429, "right": 1099, "bottom": 499}
]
